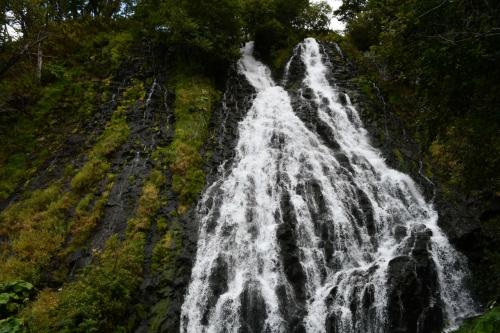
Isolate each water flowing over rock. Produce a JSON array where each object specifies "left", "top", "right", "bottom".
[{"left": 180, "top": 38, "right": 477, "bottom": 333}]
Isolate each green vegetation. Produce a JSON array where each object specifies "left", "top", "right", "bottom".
[
  {"left": 337, "top": 0, "right": 500, "bottom": 196},
  {"left": 23, "top": 235, "right": 144, "bottom": 332},
  {"left": 21, "top": 168, "right": 165, "bottom": 332},
  {"left": 4, "top": 0, "right": 497, "bottom": 332},
  {"left": 0, "top": 77, "right": 139, "bottom": 285},
  {"left": 70, "top": 80, "right": 139, "bottom": 193},
  {"left": 0, "top": 281, "right": 33, "bottom": 333},
  {"left": 0, "top": 20, "right": 134, "bottom": 201},
  {"left": 0, "top": 70, "right": 142, "bottom": 329},
  {"left": 165, "top": 77, "right": 219, "bottom": 212},
  {"left": 0, "top": 281, "right": 34, "bottom": 317},
  {"left": 0, "top": 184, "right": 72, "bottom": 284},
  {"left": 453, "top": 307, "right": 500, "bottom": 333},
  {"left": 0, "top": 317, "right": 25, "bottom": 333}
]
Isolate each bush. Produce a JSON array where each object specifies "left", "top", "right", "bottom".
[
  {"left": 0, "top": 318, "right": 25, "bottom": 333},
  {"left": 0, "top": 281, "right": 34, "bottom": 318},
  {"left": 454, "top": 307, "right": 500, "bottom": 333}
]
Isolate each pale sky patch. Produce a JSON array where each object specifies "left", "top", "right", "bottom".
[
  {"left": 312, "top": 0, "right": 345, "bottom": 31},
  {"left": 4, "top": 11, "right": 23, "bottom": 40}
]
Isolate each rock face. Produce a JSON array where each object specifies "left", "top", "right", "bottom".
[
  {"left": 135, "top": 68, "right": 258, "bottom": 333},
  {"left": 207, "top": 69, "right": 256, "bottom": 182},
  {"left": 386, "top": 226, "right": 443, "bottom": 333}
]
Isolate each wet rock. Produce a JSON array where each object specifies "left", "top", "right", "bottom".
[
  {"left": 207, "top": 69, "right": 255, "bottom": 182},
  {"left": 275, "top": 189, "right": 308, "bottom": 330},
  {"left": 239, "top": 284, "right": 268, "bottom": 333},
  {"left": 202, "top": 256, "right": 229, "bottom": 325},
  {"left": 386, "top": 225, "right": 443, "bottom": 333},
  {"left": 394, "top": 225, "right": 408, "bottom": 242},
  {"left": 277, "top": 190, "right": 306, "bottom": 302},
  {"left": 362, "top": 284, "right": 375, "bottom": 309}
]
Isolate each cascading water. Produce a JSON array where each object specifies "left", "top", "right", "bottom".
[{"left": 180, "top": 38, "right": 477, "bottom": 333}]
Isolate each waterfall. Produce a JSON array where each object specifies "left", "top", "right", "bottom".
[{"left": 180, "top": 38, "right": 476, "bottom": 333}]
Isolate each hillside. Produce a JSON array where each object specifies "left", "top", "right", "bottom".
[{"left": 0, "top": 1, "right": 499, "bottom": 332}]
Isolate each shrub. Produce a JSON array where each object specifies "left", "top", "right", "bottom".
[
  {"left": 0, "top": 281, "right": 34, "bottom": 318},
  {"left": 453, "top": 307, "right": 500, "bottom": 333}
]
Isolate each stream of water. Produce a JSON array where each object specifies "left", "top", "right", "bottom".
[{"left": 180, "top": 38, "right": 476, "bottom": 333}]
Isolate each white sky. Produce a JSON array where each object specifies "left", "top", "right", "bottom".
[
  {"left": 313, "top": 0, "right": 345, "bottom": 31},
  {"left": 4, "top": 11, "right": 22, "bottom": 40}
]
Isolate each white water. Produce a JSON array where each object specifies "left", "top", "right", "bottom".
[{"left": 180, "top": 38, "right": 476, "bottom": 333}]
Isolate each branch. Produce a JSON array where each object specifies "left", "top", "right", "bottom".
[
  {"left": 418, "top": 0, "right": 449, "bottom": 19},
  {"left": 426, "top": 29, "right": 500, "bottom": 45},
  {"left": 0, "top": 33, "right": 48, "bottom": 79}
]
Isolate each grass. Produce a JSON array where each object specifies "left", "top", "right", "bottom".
[
  {"left": 1, "top": 70, "right": 219, "bottom": 331},
  {"left": 0, "top": 185, "right": 74, "bottom": 284},
  {"left": 70, "top": 81, "right": 139, "bottom": 193},
  {"left": 0, "top": 80, "right": 142, "bottom": 287},
  {"left": 22, "top": 235, "right": 145, "bottom": 333},
  {"left": 63, "top": 177, "right": 115, "bottom": 257},
  {"left": 144, "top": 74, "right": 220, "bottom": 330},
  {"left": 70, "top": 159, "right": 111, "bottom": 192},
  {"left": 21, "top": 166, "right": 166, "bottom": 332},
  {"left": 161, "top": 76, "right": 219, "bottom": 213},
  {"left": 453, "top": 307, "right": 500, "bottom": 333},
  {"left": 127, "top": 170, "right": 165, "bottom": 234},
  {"left": 0, "top": 69, "right": 102, "bottom": 202}
]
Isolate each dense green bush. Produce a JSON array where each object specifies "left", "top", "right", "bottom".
[
  {"left": 338, "top": 0, "right": 500, "bottom": 196},
  {"left": 0, "top": 281, "right": 34, "bottom": 318},
  {"left": 0, "top": 281, "right": 33, "bottom": 333},
  {"left": 0, "top": 317, "right": 25, "bottom": 333}
]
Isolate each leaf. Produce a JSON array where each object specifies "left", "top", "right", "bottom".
[
  {"left": 0, "top": 293, "right": 12, "bottom": 306},
  {"left": 0, "top": 317, "right": 25, "bottom": 333}
]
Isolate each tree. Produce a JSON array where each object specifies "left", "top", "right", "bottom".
[
  {"left": 334, "top": 0, "right": 367, "bottom": 23},
  {"left": 295, "top": 1, "right": 332, "bottom": 32}
]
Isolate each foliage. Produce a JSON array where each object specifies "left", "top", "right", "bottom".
[
  {"left": 18, "top": 289, "right": 58, "bottom": 332},
  {"left": 0, "top": 68, "right": 98, "bottom": 201},
  {"left": 33, "top": 236, "right": 144, "bottom": 333},
  {"left": 157, "top": 76, "right": 219, "bottom": 212},
  {"left": 70, "top": 80, "right": 140, "bottom": 193},
  {"left": 20, "top": 166, "right": 165, "bottom": 332},
  {"left": 63, "top": 180, "right": 114, "bottom": 256},
  {"left": 243, "top": 0, "right": 308, "bottom": 62},
  {"left": 0, "top": 184, "right": 73, "bottom": 284},
  {"left": 453, "top": 307, "right": 500, "bottom": 333},
  {"left": 133, "top": 0, "right": 333, "bottom": 74},
  {"left": 334, "top": 0, "right": 367, "bottom": 23},
  {"left": 0, "top": 281, "right": 34, "bottom": 318},
  {"left": 0, "top": 73, "right": 143, "bottom": 289},
  {"left": 0, "top": 317, "right": 25, "bottom": 333},
  {"left": 296, "top": 1, "right": 333, "bottom": 32},
  {"left": 340, "top": 0, "right": 500, "bottom": 195},
  {"left": 127, "top": 170, "right": 165, "bottom": 233},
  {"left": 137, "top": 0, "right": 243, "bottom": 71}
]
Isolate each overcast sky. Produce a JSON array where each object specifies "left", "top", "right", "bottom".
[{"left": 313, "top": 0, "right": 345, "bottom": 31}]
